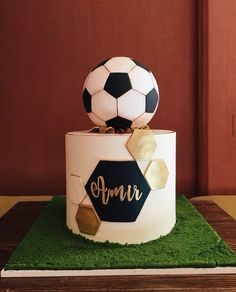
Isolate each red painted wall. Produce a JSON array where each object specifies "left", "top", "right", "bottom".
[
  {"left": 204, "top": 0, "right": 236, "bottom": 194},
  {"left": 0, "top": 0, "right": 198, "bottom": 195}
]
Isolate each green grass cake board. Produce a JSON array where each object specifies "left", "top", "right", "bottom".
[{"left": 1, "top": 195, "right": 236, "bottom": 277}]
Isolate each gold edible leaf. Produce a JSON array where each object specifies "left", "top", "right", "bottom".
[
  {"left": 145, "top": 160, "right": 169, "bottom": 190},
  {"left": 126, "top": 129, "right": 157, "bottom": 160},
  {"left": 75, "top": 204, "right": 101, "bottom": 235}
]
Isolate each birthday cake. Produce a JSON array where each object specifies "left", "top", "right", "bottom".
[{"left": 66, "top": 57, "right": 176, "bottom": 244}]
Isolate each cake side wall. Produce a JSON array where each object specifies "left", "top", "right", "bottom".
[{"left": 65, "top": 131, "right": 176, "bottom": 244}]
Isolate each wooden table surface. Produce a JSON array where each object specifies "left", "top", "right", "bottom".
[{"left": 0, "top": 200, "right": 236, "bottom": 291}]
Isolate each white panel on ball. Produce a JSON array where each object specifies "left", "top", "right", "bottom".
[
  {"left": 131, "top": 112, "right": 155, "bottom": 128},
  {"left": 92, "top": 90, "right": 117, "bottom": 121},
  {"left": 83, "top": 72, "right": 91, "bottom": 91},
  {"left": 118, "top": 89, "right": 145, "bottom": 121},
  {"left": 129, "top": 66, "right": 154, "bottom": 95},
  {"left": 150, "top": 72, "right": 159, "bottom": 94},
  {"left": 86, "top": 66, "right": 109, "bottom": 95},
  {"left": 105, "top": 57, "right": 136, "bottom": 73},
  {"left": 87, "top": 112, "right": 106, "bottom": 127}
]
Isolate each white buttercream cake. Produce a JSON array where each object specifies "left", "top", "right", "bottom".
[{"left": 66, "top": 130, "right": 176, "bottom": 244}]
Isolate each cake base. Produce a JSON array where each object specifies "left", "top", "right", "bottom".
[
  {"left": 2, "top": 266, "right": 236, "bottom": 278},
  {"left": 1, "top": 195, "right": 236, "bottom": 278}
]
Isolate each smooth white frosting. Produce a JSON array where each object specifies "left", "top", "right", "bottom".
[{"left": 66, "top": 130, "right": 176, "bottom": 244}]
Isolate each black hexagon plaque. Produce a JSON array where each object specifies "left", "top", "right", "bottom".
[{"left": 85, "top": 161, "right": 151, "bottom": 222}]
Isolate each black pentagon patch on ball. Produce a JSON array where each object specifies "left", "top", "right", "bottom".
[
  {"left": 132, "top": 59, "right": 150, "bottom": 72},
  {"left": 106, "top": 116, "right": 132, "bottom": 130},
  {"left": 145, "top": 88, "right": 159, "bottom": 113},
  {"left": 104, "top": 73, "right": 132, "bottom": 98},
  {"left": 85, "top": 160, "right": 151, "bottom": 222},
  {"left": 83, "top": 88, "right": 92, "bottom": 113},
  {"left": 92, "top": 58, "right": 111, "bottom": 71}
]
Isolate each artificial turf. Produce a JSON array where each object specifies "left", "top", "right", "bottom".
[{"left": 4, "top": 196, "right": 236, "bottom": 271}]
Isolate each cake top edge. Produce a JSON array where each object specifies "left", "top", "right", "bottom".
[{"left": 66, "top": 130, "right": 175, "bottom": 136}]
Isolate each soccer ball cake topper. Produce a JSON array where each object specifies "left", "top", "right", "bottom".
[{"left": 83, "top": 57, "right": 159, "bottom": 130}]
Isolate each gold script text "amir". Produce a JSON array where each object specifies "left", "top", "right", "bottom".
[{"left": 90, "top": 176, "right": 143, "bottom": 205}]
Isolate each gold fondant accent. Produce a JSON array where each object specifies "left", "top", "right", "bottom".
[
  {"left": 88, "top": 126, "right": 151, "bottom": 134},
  {"left": 140, "top": 124, "right": 150, "bottom": 130},
  {"left": 104, "top": 127, "right": 116, "bottom": 134},
  {"left": 99, "top": 126, "right": 107, "bottom": 133},
  {"left": 117, "top": 127, "right": 132, "bottom": 133},
  {"left": 75, "top": 204, "right": 101, "bottom": 235},
  {"left": 126, "top": 129, "right": 157, "bottom": 160},
  {"left": 90, "top": 176, "right": 142, "bottom": 205},
  {"left": 145, "top": 160, "right": 169, "bottom": 190},
  {"left": 88, "top": 126, "right": 100, "bottom": 133}
]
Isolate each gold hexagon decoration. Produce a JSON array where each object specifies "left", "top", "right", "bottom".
[
  {"left": 126, "top": 129, "right": 157, "bottom": 160},
  {"left": 75, "top": 204, "right": 101, "bottom": 235},
  {"left": 145, "top": 160, "right": 169, "bottom": 190}
]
